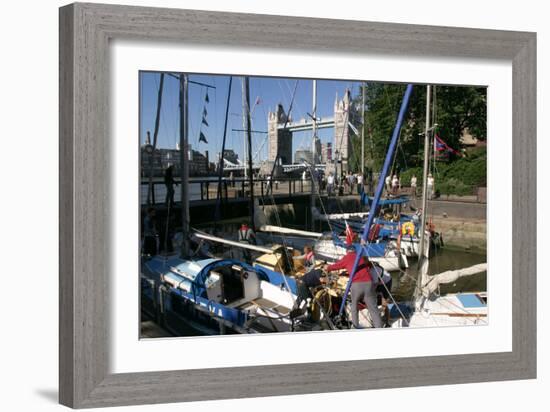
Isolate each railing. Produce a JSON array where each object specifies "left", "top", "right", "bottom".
[{"left": 140, "top": 177, "right": 320, "bottom": 206}]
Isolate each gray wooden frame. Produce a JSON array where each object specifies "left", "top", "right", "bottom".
[{"left": 59, "top": 2, "right": 536, "bottom": 408}]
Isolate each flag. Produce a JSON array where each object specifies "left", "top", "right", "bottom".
[
  {"left": 199, "top": 132, "right": 208, "bottom": 144},
  {"left": 202, "top": 107, "right": 208, "bottom": 117},
  {"left": 201, "top": 116, "right": 209, "bottom": 127},
  {"left": 434, "top": 134, "right": 461, "bottom": 156},
  {"left": 205, "top": 91, "right": 209, "bottom": 103},
  {"left": 345, "top": 222, "right": 355, "bottom": 246}
]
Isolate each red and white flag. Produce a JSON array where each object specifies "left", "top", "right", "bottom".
[{"left": 345, "top": 222, "right": 355, "bottom": 245}]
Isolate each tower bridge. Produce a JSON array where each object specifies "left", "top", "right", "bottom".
[{"left": 267, "top": 89, "right": 354, "bottom": 171}]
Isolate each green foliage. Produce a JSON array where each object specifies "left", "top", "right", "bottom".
[
  {"left": 348, "top": 82, "right": 487, "bottom": 196},
  {"left": 437, "top": 178, "right": 473, "bottom": 196},
  {"left": 351, "top": 83, "right": 487, "bottom": 173},
  {"left": 391, "top": 147, "right": 486, "bottom": 196},
  {"left": 399, "top": 167, "right": 422, "bottom": 186}
]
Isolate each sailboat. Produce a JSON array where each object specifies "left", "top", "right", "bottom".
[{"left": 140, "top": 74, "right": 325, "bottom": 335}]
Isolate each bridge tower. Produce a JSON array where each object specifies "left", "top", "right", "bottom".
[
  {"left": 267, "top": 104, "right": 293, "bottom": 164},
  {"left": 334, "top": 89, "right": 352, "bottom": 173}
]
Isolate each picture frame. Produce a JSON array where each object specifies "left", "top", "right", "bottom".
[{"left": 59, "top": 2, "right": 536, "bottom": 408}]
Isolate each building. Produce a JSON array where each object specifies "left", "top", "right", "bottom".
[
  {"left": 267, "top": 104, "right": 293, "bottom": 164},
  {"left": 333, "top": 89, "right": 352, "bottom": 172},
  {"left": 294, "top": 149, "right": 313, "bottom": 164},
  {"left": 140, "top": 143, "right": 211, "bottom": 177},
  {"left": 321, "top": 142, "right": 332, "bottom": 163},
  {"left": 222, "top": 149, "right": 239, "bottom": 165},
  {"left": 140, "top": 146, "right": 183, "bottom": 177},
  {"left": 189, "top": 149, "right": 209, "bottom": 176},
  {"left": 313, "top": 137, "right": 322, "bottom": 164}
]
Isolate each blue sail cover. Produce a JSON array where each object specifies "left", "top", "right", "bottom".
[
  {"left": 361, "top": 192, "right": 411, "bottom": 207},
  {"left": 331, "top": 233, "right": 388, "bottom": 257}
]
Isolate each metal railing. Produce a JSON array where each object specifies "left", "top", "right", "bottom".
[{"left": 140, "top": 177, "right": 318, "bottom": 206}]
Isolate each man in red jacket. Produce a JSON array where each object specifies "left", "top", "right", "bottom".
[{"left": 326, "top": 250, "right": 383, "bottom": 329}]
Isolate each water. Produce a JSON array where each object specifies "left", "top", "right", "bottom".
[{"left": 392, "top": 248, "right": 487, "bottom": 301}]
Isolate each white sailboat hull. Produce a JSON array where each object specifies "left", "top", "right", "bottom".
[
  {"left": 313, "top": 239, "right": 405, "bottom": 272},
  {"left": 392, "top": 293, "right": 488, "bottom": 328}
]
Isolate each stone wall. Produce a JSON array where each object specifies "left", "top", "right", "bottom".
[{"left": 432, "top": 217, "right": 486, "bottom": 251}]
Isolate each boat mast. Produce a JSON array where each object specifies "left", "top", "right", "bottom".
[
  {"left": 415, "top": 85, "right": 432, "bottom": 299},
  {"left": 243, "top": 76, "right": 255, "bottom": 229},
  {"left": 214, "top": 77, "right": 234, "bottom": 225},
  {"left": 146, "top": 73, "right": 164, "bottom": 206},
  {"left": 179, "top": 73, "right": 190, "bottom": 257},
  {"left": 361, "top": 82, "right": 365, "bottom": 178},
  {"left": 432, "top": 85, "right": 437, "bottom": 176},
  {"left": 241, "top": 78, "right": 248, "bottom": 180},
  {"left": 338, "top": 84, "right": 414, "bottom": 316},
  {"left": 310, "top": 79, "right": 317, "bottom": 230}
]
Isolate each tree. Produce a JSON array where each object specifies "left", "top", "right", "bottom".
[{"left": 350, "top": 83, "right": 487, "bottom": 173}]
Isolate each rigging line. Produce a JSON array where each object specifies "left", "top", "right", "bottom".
[
  {"left": 213, "top": 76, "right": 218, "bottom": 153},
  {"left": 139, "top": 73, "right": 144, "bottom": 143},
  {"left": 284, "top": 79, "right": 310, "bottom": 151},
  {"left": 276, "top": 80, "right": 292, "bottom": 115},
  {"left": 304, "top": 162, "right": 334, "bottom": 233},
  {"left": 257, "top": 79, "right": 269, "bottom": 161},
  {"left": 168, "top": 76, "right": 178, "bottom": 148},
  {"left": 263, "top": 186, "right": 297, "bottom": 305},
  {"left": 266, "top": 80, "right": 299, "bottom": 196},
  {"left": 153, "top": 74, "right": 175, "bottom": 149}
]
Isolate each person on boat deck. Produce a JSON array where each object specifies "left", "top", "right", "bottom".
[
  {"left": 238, "top": 222, "right": 256, "bottom": 245},
  {"left": 164, "top": 164, "right": 177, "bottom": 207},
  {"left": 142, "top": 207, "right": 158, "bottom": 257},
  {"left": 324, "top": 248, "right": 383, "bottom": 329},
  {"left": 238, "top": 222, "right": 256, "bottom": 263},
  {"left": 294, "top": 247, "right": 325, "bottom": 306},
  {"left": 293, "top": 245, "right": 316, "bottom": 272},
  {"left": 372, "top": 262, "right": 393, "bottom": 327}
]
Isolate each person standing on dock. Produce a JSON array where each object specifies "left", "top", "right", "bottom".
[
  {"left": 164, "top": 164, "right": 177, "bottom": 207},
  {"left": 325, "top": 251, "right": 383, "bottom": 329},
  {"left": 410, "top": 174, "right": 417, "bottom": 197},
  {"left": 348, "top": 172, "right": 355, "bottom": 194},
  {"left": 391, "top": 174, "right": 399, "bottom": 195},
  {"left": 427, "top": 173, "right": 435, "bottom": 200},
  {"left": 327, "top": 172, "right": 335, "bottom": 197},
  {"left": 357, "top": 173, "right": 364, "bottom": 194}
]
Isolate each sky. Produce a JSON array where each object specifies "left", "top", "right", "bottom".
[{"left": 139, "top": 72, "right": 364, "bottom": 163}]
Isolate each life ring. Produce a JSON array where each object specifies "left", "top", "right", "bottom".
[{"left": 401, "top": 222, "right": 415, "bottom": 236}]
